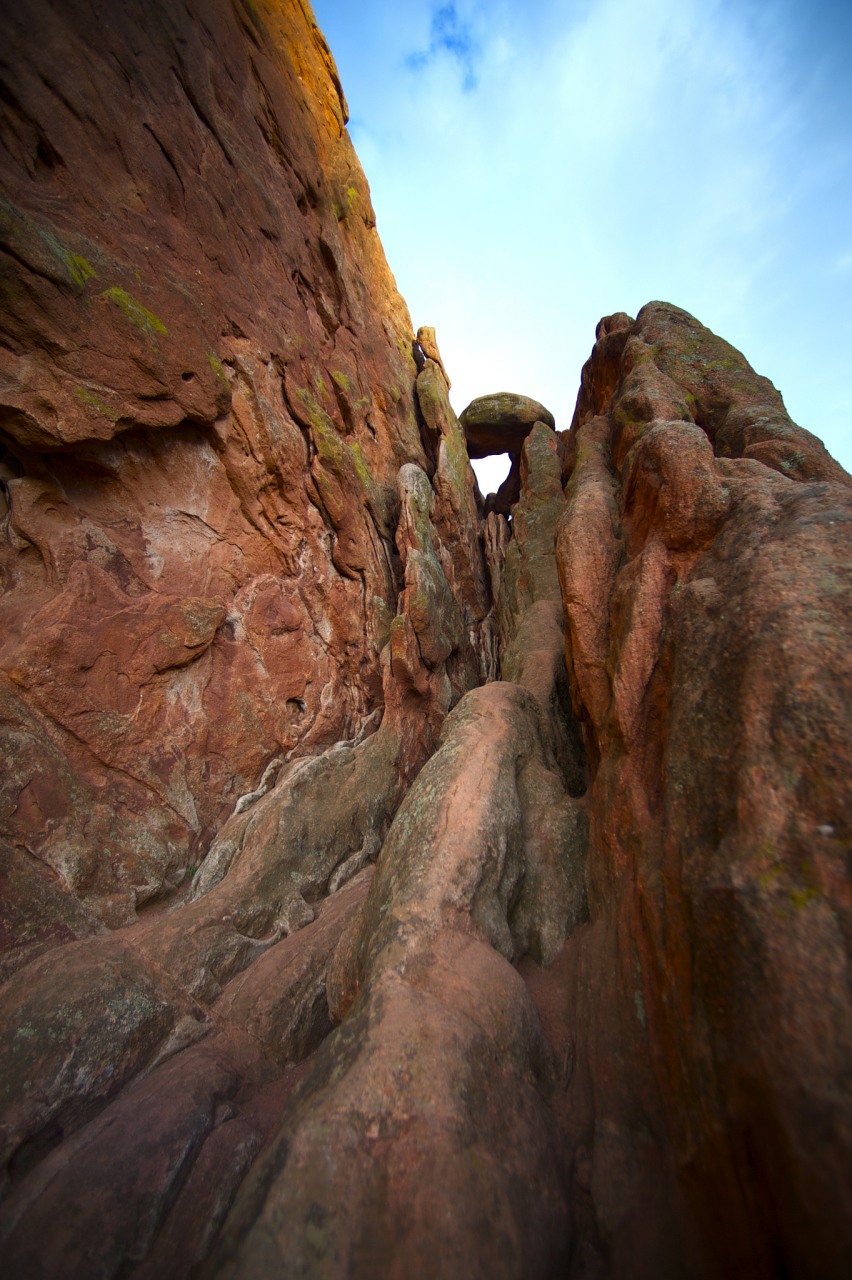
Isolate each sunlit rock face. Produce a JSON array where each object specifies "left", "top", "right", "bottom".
[
  {"left": 0, "top": 0, "right": 495, "bottom": 928},
  {"left": 1, "top": 3, "right": 851, "bottom": 1279}
]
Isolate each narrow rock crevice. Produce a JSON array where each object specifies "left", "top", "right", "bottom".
[{"left": 0, "top": 5, "right": 850, "bottom": 1280}]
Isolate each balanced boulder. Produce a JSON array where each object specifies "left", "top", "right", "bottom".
[{"left": 460, "top": 392, "right": 556, "bottom": 458}]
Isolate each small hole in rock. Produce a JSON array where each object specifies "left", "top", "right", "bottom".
[
  {"left": 181, "top": 371, "right": 195, "bottom": 382},
  {"left": 471, "top": 453, "right": 511, "bottom": 495}
]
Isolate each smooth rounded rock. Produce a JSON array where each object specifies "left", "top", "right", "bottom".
[{"left": 460, "top": 392, "right": 556, "bottom": 458}]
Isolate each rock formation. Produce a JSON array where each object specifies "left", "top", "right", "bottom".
[
  {"left": 1, "top": 2, "right": 850, "bottom": 1278},
  {"left": 462, "top": 390, "right": 556, "bottom": 515}
]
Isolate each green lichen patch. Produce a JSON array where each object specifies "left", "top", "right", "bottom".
[
  {"left": 349, "top": 442, "right": 375, "bottom": 490},
  {"left": 389, "top": 614, "right": 408, "bottom": 667},
  {"left": 371, "top": 595, "right": 394, "bottom": 649},
  {"left": 207, "top": 351, "right": 229, "bottom": 383},
  {"left": 241, "top": 0, "right": 267, "bottom": 36},
  {"left": 102, "top": 286, "right": 167, "bottom": 343},
  {"left": 756, "top": 852, "right": 821, "bottom": 911},
  {"left": 331, "top": 369, "right": 351, "bottom": 392},
  {"left": 305, "top": 398, "right": 375, "bottom": 498},
  {"left": 0, "top": 190, "right": 100, "bottom": 291},
  {"left": 757, "top": 862, "right": 783, "bottom": 891},
  {"left": 298, "top": 386, "right": 331, "bottom": 434},
  {"left": 346, "top": 186, "right": 359, "bottom": 210},
  {"left": 816, "top": 571, "right": 849, "bottom": 596},
  {"left": 704, "top": 358, "right": 742, "bottom": 373},
  {"left": 789, "top": 886, "right": 820, "bottom": 909},
  {"left": 66, "top": 253, "right": 97, "bottom": 287},
  {"left": 74, "top": 386, "right": 115, "bottom": 418},
  {"left": 441, "top": 421, "right": 470, "bottom": 499}
]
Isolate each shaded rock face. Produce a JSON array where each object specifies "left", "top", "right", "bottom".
[
  {"left": 1, "top": 5, "right": 851, "bottom": 1280},
  {"left": 553, "top": 304, "right": 852, "bottom": 1278}
]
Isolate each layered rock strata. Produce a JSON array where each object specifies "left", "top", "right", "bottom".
[{"left": 1, "top": 3, "right": 851, "bottom": 1279}]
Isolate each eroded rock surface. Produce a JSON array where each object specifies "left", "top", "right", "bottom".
[
  {"left": 1, "top": 3, "right": 851, "bottom": 1278},
  {"left": 551, "top": 302, "right": 852, "bottom": 1278},
  {"left": 461, "top": 391, "right": 556, "bottom": 458},
  {"left": 0, "top": 0, "right": 494, "bottom": 927}
]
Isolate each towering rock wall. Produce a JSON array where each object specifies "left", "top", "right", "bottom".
[
  {"left": 1, "top": 3, "right": 851, "bottom": 1279},
  {"left": 0, "top": 0, "right": 492, "bottom": 936},
  {"left": 553, "top": 305, "right": 852, "bottom": 1278}
]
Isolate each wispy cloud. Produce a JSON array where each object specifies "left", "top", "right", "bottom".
[
  {"left": 406, "top": 4, "right": 480, "bottom": 91},
  {"left": 313, "top": 0, "right": 852, "bottom": 472}
]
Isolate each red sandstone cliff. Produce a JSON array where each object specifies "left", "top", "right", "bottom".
[{"left": 1, "top": 3, "right": 850, "bottom": 1279}]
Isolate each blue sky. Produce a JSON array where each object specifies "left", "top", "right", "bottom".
[{"left": 312, "top": 0, "right": 852, "bottom": 493}]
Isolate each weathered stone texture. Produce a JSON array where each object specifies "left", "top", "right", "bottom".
[
  {"left": 1, "top": 2, "right": 851, "bottom": 1278},
  {"left": 0, "top": 0, "right": 489, "bottom": 925},
  {"left": 552, "top": 302, "right": 852, "bottom": 1278}
]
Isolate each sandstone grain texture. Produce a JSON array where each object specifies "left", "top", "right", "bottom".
[{"left": 1, "top": 3, "right": 851, "bottom": 1278}]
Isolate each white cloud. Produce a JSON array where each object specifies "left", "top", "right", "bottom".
[{"left": 316, "top": 0, "right": 852, "bottom": 470}]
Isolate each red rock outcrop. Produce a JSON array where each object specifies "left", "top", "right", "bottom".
[
  {"left": 548, "top": 302, "right": 852, "bottom": 1278},
  {"left": 461, "top": 390, "right": 557, "bottom": 516},
  {"left": 0, "top": 0, "right": 493, "bottom": 932},
  {"left": 1, "top": 3, "right": 851, "bottom": 1278}
]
